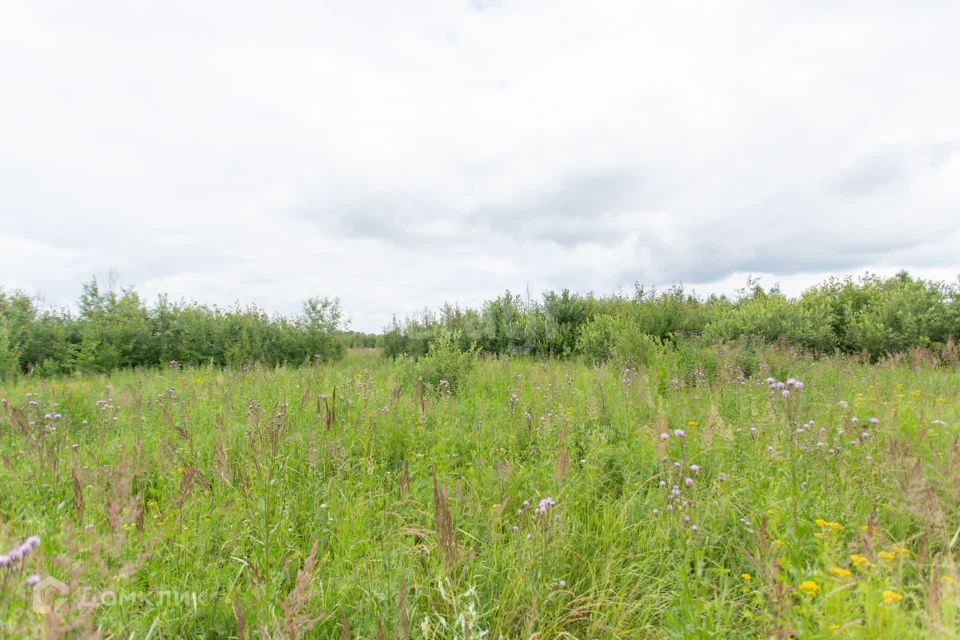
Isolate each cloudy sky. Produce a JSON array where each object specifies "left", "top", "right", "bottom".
[{"left": 2, "top": 1, "right": 958, "bottom": 331}]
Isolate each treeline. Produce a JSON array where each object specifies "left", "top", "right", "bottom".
[
  {"left": 383, "top": 272, "right": 960, "bottom": 363},
  {"left": 0, "top": 280, "right": 347, "bottom": 378}
]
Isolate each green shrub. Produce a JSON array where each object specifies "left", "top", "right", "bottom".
[{"left": 410, "top": 328, "right": 477, "bottom": 393}]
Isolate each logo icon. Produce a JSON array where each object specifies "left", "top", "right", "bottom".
[{"left": 32, "top": 577, "right": 69, "bottom": 614}]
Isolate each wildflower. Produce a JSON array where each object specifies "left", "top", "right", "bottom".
[
  {"left": 690, "top": 464, "right": 700, "bottom": 473},
  {"left": 652, "top": 509, "right": 660, "bottom": 516},
  {"left": 941, "top": 576, "right": 954, "bottom": 585},
  {"left": 830, "top": 624, "right": 841, "bottom": 634},
  {"left": 0, "top": 555, "right": 9, "bottom": 567},
  {"left": 774, "top": 539, "right": 786, "bottom": 547},
  {"left": 815, "top": 520, "right": 843, "bottom": 531},
  {"left": 535, "top": 497, "right": 556, "bottom": 514},
  {"left": 511, "top": 525, "right": 519, "bottom": 532},
  {"left": 26, "top": 575, "right": 40, "bottom": 587},
  {"left": 717, "top": 473, "right": 727, "bottom": 482},
  {"left": 674, "top": 429, "right": 686, "bottom": 438},
  {"left": 850, "top": 554, "right": 872, "bottom": 569},
  {"left": 782, "top": 389, "right": 790, "bottom": 398},
  {"left": 685, "top": 477, "right": 694, "bottom": 487},
  {"left": 558, "top": 579, "right": 566, "bottom": 588},
  {"left": 882, "top": 590, "right": 903, "bottom": 604},
  {"left": 688, "top": 420, "right": 698, "bottom": 428},
  {"left": 690, "top": 524, "right": 698, "bottom": 533},
  {"left": 870, "top": 417, "right": 879, "bottom": 425},
  {"left": 798, "top": 580, "right": 820, "bottom": 597},
  {"left": 890, "top": 545, "right": 909, "bottom": 557},
  {"left": 878, "top": 551, "right": 896, "bottom": 561},
  {"left": 660, "top": 432, "right": 670, "bottom": 441},
  {"left": 829, "top": 568, "right": 852, "bottom": 578},
  {"left": 741, "top": 573, "right": 752, "bottom": 581}
]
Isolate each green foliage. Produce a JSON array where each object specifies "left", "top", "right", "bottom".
[
  {"left": 384, "top": 272, "right": 960, "bottom": 363},
  {"left": 1, "top": 348, "right": 957, "bottom": 637},
  {"left": 409, "top": 328, "right": 477, "bottom": 393},
  {"left": 577, "top": 314, "right": 664, "bottom": 368},
  {"left": 0, "top": 279, "right": 346, "bottom": 377}
]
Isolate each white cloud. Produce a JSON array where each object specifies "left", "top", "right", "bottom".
[{"left": 1, "top": 1, "right": 958, "bottom": 330}]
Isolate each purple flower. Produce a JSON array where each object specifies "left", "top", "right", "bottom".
[
  {"left": 0, "top": 555, "right": 9, "bottom": 567},
  {"left": 521, "top": 500, "right": 530, "bottom": 508},
  {"left": 685, "top": 477, "right": 694, "bottom": 487},
  {"left": 511, "top": 525, "right": 519, "bottom": 532},
  {"left": 870, "top": 417, "right": 879, "bottom": 425},
  {"left": 660, "top": 432, "right": 670, "bottom": 441},
  {"left": 26, "top": 575, "right": 40, "bottom": 587},
  {"left": 26, "top": 536, "right": 40, "bottom": 548},
  {"left": 690, "top": 524, "right": 698, "bottom": 533},
  {"left": 690, "top": 464, "right": 700, "bottom": 473},
  {"left": 781, "top": 389, "right": 790, "bottom": 398},
  {"left": 674, "top": 429, "right": 686, "bottom": 438},
  {"left": 559, "top": 580, "right": 567, "bottom": 588}
]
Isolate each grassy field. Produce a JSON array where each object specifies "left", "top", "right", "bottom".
[{"left": 1, "top": 348, "right": 959, "bottom": 638}]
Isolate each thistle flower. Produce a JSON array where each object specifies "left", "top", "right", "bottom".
[
  {"left": 690, "top": 464, "right": 700, "bottom": 473},
  {"left": 0, "top": 555, "right": 9, "bottom": 567},
  {"left": 684, "top": 477, "right": 694, "bottom": 487},
  {"left": 660, "top": 432, "right": 670, "bottom": 441},
  {"left": 674, "top": 429, "right": 686, "bottom": 438},
  {"left": 26, "top": 575, "right": 40, "bottom": 587}
]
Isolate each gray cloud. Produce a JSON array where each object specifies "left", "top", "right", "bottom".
[{"left": 2, "top": 1, "right": 959, "bottom": 330}]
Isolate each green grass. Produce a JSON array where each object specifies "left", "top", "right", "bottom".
[{"left": 1, "top": 348, "right": 959, "bottom": 638}]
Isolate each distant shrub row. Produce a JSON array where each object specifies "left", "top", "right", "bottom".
[
  {"left": 0, "top": 280, "right": 346, "bottom": 378},
  {"left": 383, "top": 272, "right": 960, "bottom": 363}
]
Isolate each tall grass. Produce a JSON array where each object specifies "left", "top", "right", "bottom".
[{"left": 1, "top": 345, "right": 957, "bottom": 637}]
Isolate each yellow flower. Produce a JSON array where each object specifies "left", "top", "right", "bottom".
[
  {"left": 878, "top": 551, "right": 896, "bottom": 561},
  {"left": 740, "top": 573, "right": 752, "bottom": 582},
  {"left": 798, "top": 580, "right": 820, "bottom": 597},
  {"left": 815, "top": 518, "right": 828, "bottom": 527},
  {"left": 815, "top": 519, "right": 843, "bottom": 531},
  {"left": 882, "top": 590, "right": 903, "bottom": 604},
  {"left": 774, "top": 539, "right": 786, "bottom": 547},
  {"left": 688, "top": 420, "right": 698, "bottom": 427},
  {"left": 910, "top": 390, "right": 921, "bottom": 398},
  {"left": 829, "top": 568, "right": 853, "bottom": 578},
  {"left": 942, "top": 576, "right": 955, "bottom": 585},
  {"left": 829, "top": 624, "right": 841, "bottom": 634},
  {"left": 861, "top": 524, "right": 870, "bottom": 532},
  {"left": 850, "top": 554, "right": 872, "bottom": 569},
  {"left": 890, "top": 545, "right": 909, "bottom": 557}
]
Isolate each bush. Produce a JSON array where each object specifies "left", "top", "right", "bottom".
[
  {"left": 410, "top": 329, "right": 477, "bottom": 394},
  {"left": 577, "top": 314, "right": 664, "bottom": 368}
]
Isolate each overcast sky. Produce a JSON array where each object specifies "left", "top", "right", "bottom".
[{"left": 2, "top": 1, "right": 958, "bottom": 331}]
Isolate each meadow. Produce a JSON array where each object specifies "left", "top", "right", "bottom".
[{"left": 1, "top": 344, "right": 959, "bottom": 638}]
